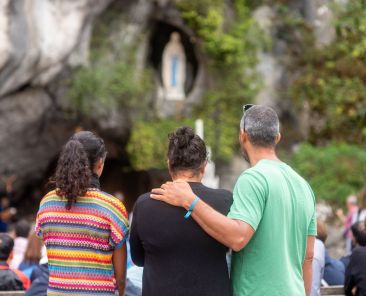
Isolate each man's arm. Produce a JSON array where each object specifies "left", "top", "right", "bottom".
[
  {"left": 303, "top": 236, "right": 315, "bottom": 296},
  {"left": 151, "top": 182, "right": 254, "bottom": 251},
  {"left": 113, "top": 244, "right": 127, "bottom": 296}
]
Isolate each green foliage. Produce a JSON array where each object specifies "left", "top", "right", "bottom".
[
  {"left": 289, "top": 143, "right": 366, "bottom": 204},
  {"left": 127, "top": 119, "right": 195, "bottom": 170},
  {"left": 68, "top": 61, "right": 152, "bottom": 114},
  {"left": 67, "top": 8, "right": 152, "bottom": 115},
  {"left": 68, "top": 0, "right": 263, "bottom": 169},
  {"left": 127, "top": 0, "right": 263, "bottom": 169},
  {"left": 290, "top": 1, "right": 366, "bottom": 144}
]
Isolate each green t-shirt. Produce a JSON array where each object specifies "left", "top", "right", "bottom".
[{"left": 228, "top": 159, "right": 316, "bottom": 296}]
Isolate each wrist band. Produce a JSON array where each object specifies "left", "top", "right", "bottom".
[{"left": 184, "top": 196, "right": 200, "bottom": 219}]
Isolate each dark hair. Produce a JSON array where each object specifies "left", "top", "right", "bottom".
[
  {"left": 316, "top": 219, "right": 327, "bottom": 243},
  {"left": 167, "top": 126, "right": 208, "bottom": 175},
  {"left": 351, "top": 221, "right": 366, "bottom": 247},
  {"left": 15, "top": 219, "right": 31, "bottom": 238},
  {"left": 240, "top": 105, "right": 280, "bottom": 148},
  {"left": 55, "top": 131, "right": 106, "bottom": 209},
  {"left": 0, "top": 233, "right": 14, "bottom": 260}
]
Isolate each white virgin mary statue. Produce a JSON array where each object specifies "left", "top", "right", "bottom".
[{"left": 162, "top": 32, "right": 186, "bottom": 101}]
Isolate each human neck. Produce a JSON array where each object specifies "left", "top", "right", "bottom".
[
  {"left": 248, "top": 147, "right": 279, "bottom": 167},
  {"left": 171, "top": 171, "right": 202, "bottom": 182}
]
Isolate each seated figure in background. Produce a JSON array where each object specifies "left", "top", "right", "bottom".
[
  {"left": 19, "top": 229, "right": 43, "bottom": 279},
  {"left": 10, "top": 219, "right": 30, "bottom": 269},
  {"left": 317, "top": 220, "right": 345, "bottom": 285},
  {"left": 311, "top": 235, "right": 325, "bottom": 296},
  {"left": 0, "top": 233, "right": 30, "bottom": 291},
  {"left": 345, "top": 220, "right": 366, "bottom": 296}
]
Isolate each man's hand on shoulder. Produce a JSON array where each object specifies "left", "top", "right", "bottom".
[{"left": 151, "top": 181, "right": 196, "bottom": 210}]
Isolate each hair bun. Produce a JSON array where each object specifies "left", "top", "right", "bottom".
[{"left": 173, "top": 127, "right": 195, "bottom": 148}]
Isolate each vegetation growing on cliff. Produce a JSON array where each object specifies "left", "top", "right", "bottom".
[
  {"left": 289, "top": 1, "right": 366, "bottom": 144},
  {"left": 127, "top": 0, "right": 263, "bottom": 169}
]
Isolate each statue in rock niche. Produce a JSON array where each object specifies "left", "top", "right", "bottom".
[{"left": 162, "top": 32, "right": 186, "bottom": 101}]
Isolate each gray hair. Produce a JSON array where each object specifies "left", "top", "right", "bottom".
[{"left": 240, "top": 105, "right": 280, "bottom": 148}]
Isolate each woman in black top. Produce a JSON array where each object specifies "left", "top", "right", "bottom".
[
  {"left": 345, "top": 220, "right": 366, "bottom": 296},
  {"left": 129, "top": 127, "right": 233, "bottom": 296}
]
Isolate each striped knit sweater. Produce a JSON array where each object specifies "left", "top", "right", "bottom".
[{"left": 36, "top": 189, "right": 129, "bottom": 296}]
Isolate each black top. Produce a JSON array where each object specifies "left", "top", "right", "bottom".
[
  {"left": 0, "top": 261, "right": 24, "bottom": 291},
  {"left": 130, "top": 182, "right": 233, "bottom": 296},
  {"left": 345, "top": 246, "right": 366, "bottom": 296}
]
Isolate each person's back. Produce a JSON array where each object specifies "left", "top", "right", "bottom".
[
  {"left": 10, "top": 219, "right": 30, "bottom": 269},
  {"left": 131, "top": 184, "right": 232, "bottom": 296},
  {"left": 35, "top": 131, "right": 129, "bottom": 296},
  {"left": 0, "top": 233, "right": 30, "bottom": 291},
  {"left": 36, "top": 189, "right": 128, "bottom": 295},
  {"left": 130, "top": 126, "right": 233, "bottom": 296},
  {"left": 345, "top": 221, "right": 366, "bottom": 296},
  {"left": 345, "top": 246, "right": 366, "bottom": 296},
  {"left": 229, "top": 160, "right": 316, "bottom": 296}
]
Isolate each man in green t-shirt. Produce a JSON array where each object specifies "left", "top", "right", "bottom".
[{"left": 151, "top": 105, "right": 316, "bottom": 296}]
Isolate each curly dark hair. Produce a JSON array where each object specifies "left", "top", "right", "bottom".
[
  {"left": 167, "top": 126, "right": 208, "bottom": 175},
  {"left": 55, "top": 131, "right": 106, "bottom": 209}
]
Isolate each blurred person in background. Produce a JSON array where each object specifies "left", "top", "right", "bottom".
[
  {"left": 0, "top": 175, "right": 17, "bottom": 232},
  {"left": 317, "top": 220, "right": 345, "bottom": 286},
  {"left": 337, "top": 195, "right": 359, "bottom": 254},
  {"left": 19, "top": 229, "right": 43, "bottom": 279},
  {"left": 10, "top": 219, "right": 31, "bottom": 269},
  {"left": 311, "top": 220, "right": 325, "bottom": 296},
  {"left": 0, "top": 233, "right": 30, "bottom": 291},
  {"left": 35, "top": 131, "right": 129, "bottom": 296},
  {"left": 345, "top": 220, "right": 366, "bottom": 296},
  {"left": 352, "top": 188, "right": 366, "bottom": 225}
]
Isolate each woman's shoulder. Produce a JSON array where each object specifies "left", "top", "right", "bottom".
[
  {"left": 39, "top": 190, "right": 58, "bottom": 205},
  {"left": 86, "top": 190, "right": 128, "bottom": 214}
]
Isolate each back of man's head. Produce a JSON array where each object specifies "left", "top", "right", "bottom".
[
  {"left": 240, "top": 105, "right": 280, "bottom": 148},
  {"left": 15, "top": 219, "right": 31, "bottom": 238},
  {"left": 0, "top": 233, "right": 14, "bottom": 261}
]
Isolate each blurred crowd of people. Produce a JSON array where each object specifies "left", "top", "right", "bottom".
[{"left": 311, "top": 188, "right": 366, "bottom": 296}]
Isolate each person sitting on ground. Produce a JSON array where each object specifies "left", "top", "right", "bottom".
[
  {"left": 10, "top": 219, "right": 31, "bottom": 269},
  {"left": 311, "top": 220, "right": 325, "bottom": 296},
  {"left": 0, "top": 233, "right": 30, "bottom": 291},
  {"left": 19, "top": 229, "right": 43, "bottom": 279},
  {"left": 345, "top": 220, "right": 366, "bottom": 296},
  {"left": 317, "top": 219, "right": 345, "bottom": 285},
  {"left": 130, "top": 126, "right": 233, "bottom": 296}
]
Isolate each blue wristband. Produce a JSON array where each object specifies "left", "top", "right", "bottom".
[{"left": 184, "top": 196, "right": 200, "bottom": 219}]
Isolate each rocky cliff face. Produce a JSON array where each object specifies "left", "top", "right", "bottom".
[
  {"left": 0, "top": 0, "right": 112, "bottom": 197},
  {"left": 0, "top": 0, "right": 199, "bottom": 201},
  {"left": 0, "top": 0, "right": 338, "bottom": 202}
]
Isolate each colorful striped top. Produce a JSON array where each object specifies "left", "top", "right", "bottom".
[{"left": 35, "top": 189, "right": 129, "bottom": 296}]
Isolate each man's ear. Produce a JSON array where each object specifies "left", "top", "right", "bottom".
[
  {"left": 239, "top": 129, "right": 247, "bottom": 144},
  {"left": 275, "top": 133, "right": 281, "bottom": 145}
]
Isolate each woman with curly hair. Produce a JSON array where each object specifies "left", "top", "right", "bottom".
[
  {"left": 130, "top": 126, "right": 233, "bottom": 296},
  {"left": 35, "top": 131, "right": 129, "bottom": 296}
]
